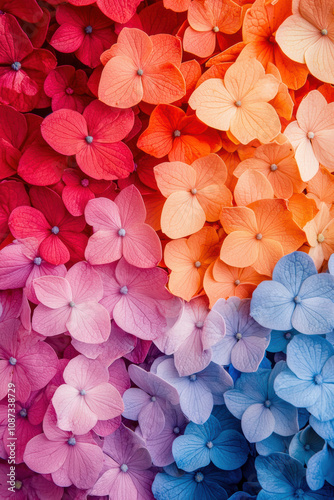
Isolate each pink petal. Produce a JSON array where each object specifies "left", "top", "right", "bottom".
[
  {"left": 85, "top": 230, "right": 123, "bottom": 265},
  {"left": 83, "top": 100, "right": 135, "bottom": 143},
  {"left": 41, "top": 109, "right": 88, "bottom": 156},
  {"left": 63, "top": 354, "right": 109, "bottom": 388},
  {"left": 85, "top": 197, "right": 121, "bottom": 231},
  {"left": 66, "top": 261, "right": 103, "bottom": 303},
  {"left": 33, "top": 275, "right": 72, "bottom": 308},
  {"left": 116, "top": 185, "right": 146, "bottom": 226},
  {"left": 122, "top": 222, "right": 162, "bottom": 268},
  {"left": 66, "top": 302, "right": 111, "bottom": 344},
  {"left": 85, "top": 382, "right": 124, "bottom": 419},
  {"left": 66, "top": 441, "right": 103, "bottom": 489},
  {"left": 32, "top": 304, "right": 70, "bottom": 336},
  {"left": 0, "top": 243, "right": 32, "bottom": 289},
  {"left": 53, "top": 384, "right": 98, "bottom": 434},
  {"left": 23, "top": 434, "right": 68, "bottom": 474}
]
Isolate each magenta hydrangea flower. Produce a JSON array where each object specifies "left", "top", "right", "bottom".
[
  {"left": 0, "top": 238, "right": 67, "bottom": 303},
  {"left": 24, "top": 404, "right": 104, "bottom": 490},
  {"left": 0, "top": 319, "right": 58, "bottom": 402},
  {"left": 89, "top": 424, "right": 154, "bottom": 500},
  {"left": 123, "top": 364, "right": 180, "bottom": 438},
  {"left": 52, "top": 355, "right": 124, "bottom": 435},
  {"left": 32, "top": 261, "right": 111, "bottom": 344},
  {"left": 85, "top": 185, "right": 162, "bottom": 268},
  {"left": 95, "top": 258, "right": 182, "bottom": 340},
  {"left": 154, "top": 296, "right": 226, "bottom": 377}
]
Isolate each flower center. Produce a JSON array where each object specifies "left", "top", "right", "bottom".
[
  {"left": 284, "top": 332, "right": 292, "bottom": 340},
  {"left": 212, "top": 26, "right": 219, "bottom": 32},
  {"left": 173, "top": 130, "right": 181, "bottom": 137},
  {"left": 307, "top": 131, "right": 315, "bottom": 139},
  {"left": 120, "top": 464, "right": 128, "bottom": 472},
  {"left": 317, "top": 233, "right": 325, "bottom": 243},
  {"left": 85, "top": 25, "right": 93, "bottom": 34},
  {"left": 151, "top": 396, "right": 156, "bottom": 402},
  {"left": 81, "top": 178, "right": 89, "bottom": 187},
  {"left": 118, "top": 228, "right": 126, "bottom": 237},
  {"left": 51, "top": 226, "right": 60, "bottom": 235},
  {"left": 234, "top": 279, "right": 240, "bottom": 285},
  {"left": 19, "top": 408, "right": 27, "bottom": 417},
  {"left": 264, "top": 400, "right": 272, "bottom": 408},
  {"left": 80, "top": 389, "right": 86, "bottom": 396},
  {"left": 67, "top": 437, "right": 76, "bottom": 446},
  {"left": 270, "top": 163, "right": 278, "bottom": 171},
  {"left": 256, "top": 233, "right": 263, "bottom": 240},
  {"left": 235, "top": 100, "right": 242, "bottom": 107},
  {"left": 304, "top": 444, "right": 311, "bottom": 451},
  {"left": 191, "top": 188, "right": 197, "bottom": 195},
  {"left": 194, "top": 261, "right": 201, "bottom": 268},
  {"left": 33, "top": 257, "right": 42, "bottom": 266},
  {"left": 9, "top": 357, "right": 17, "bottom": 366},
  {"left": 321, "top": 29, "right": 328, "bottom": 35},
  {"left": 15, "top": 481, "right": 22, "bottom": 490},
  {"left": 11, "top": 62, "right": 21, "bottom": 71},
  {"left": 294, "top": 489, "right": 304, "bottom": 498},
  {"left": 120, "top": 285, "right": 128, "bottom": 295},
  {"left": 137, "top": 69, "right": 144, "bottom": 76},
  {"left": 65, "top": 87, "right": 74, "bottom": 95},
  {"left": 194, "top": 472, "right": 204, "bottom": 483},
  {"left": 314, "top": 374, "right": 323, "bottom": 385},
  {"left": 189, "top": 374, "right": 197, "bottom": 382},
  {"left": 294, "top": 296, "right": 301, "bottom": 304},
  {"left": 173, "top": 426, "right": 180, "bottom": 434},
  {"left": 69, "top": 301, "right": 75, "bottom": 308},
  {"left": 85, "top": 136, "right": 93, "bottom": 144},
  {"left": 206, "top": 441, "right": 213, "bottom": 449},
  {"left": 235, "top": 332, "right": 242, "bottom": 340},
  {"left": 196, "top": 321, "right": 204, "bottom": 329}
]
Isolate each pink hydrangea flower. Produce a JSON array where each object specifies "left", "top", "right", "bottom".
[
  {"left": 95, "top": 258, "right": 182, "bottom": 340},
  {"left": 154, "top": 296, "right": 226, "bottom": 377},
  {"left": 0, "top": 319, "right": 58, "bottom": 402},
  {"left": 32, "top": 262, "right": 111, "bottom": 344},
  {"left": 24, "top": 404, "right": 104, "bottom": 489},
  {"left": 52, "top": 355, "right": 124, "bottom": 435},
  {"left": 89, "top": 424, "right": 154, "bottom": 499},
  {"left": 85, "top": 185, "right": 162, "bottom": 268},
  {"left": 0, "top": 238, "right": 67, "bottom": 303}
]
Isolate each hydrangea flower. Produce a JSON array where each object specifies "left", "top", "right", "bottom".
[
  {"left": 306, "top": 443, "right": 334, "bottom": 491},
  {"left": 209, "top": 297, "right": 271, "bottom": 373},
  {"left": 172, "top": 414, "right": 249, "bottom": 472},
  {"left": 274, "top": 335, "right": 334, "bottom": 422},
  {"left": 250, "top": 252, "right": 334, "bottom": 335},
  {"left": 224, "top": 362, "right": 299, "bottom": 443},
  {"left": 156, "top": 358, "right": 233, "bottom": 424},
  {"left": 267, "top": 328, "right": 300, "bottom": 353},
  {"left": 289, "top": 425, "right": 324, "bottom": 466},
  {"left": 256, "top": 452, "right": 334, "bottom": 499}
]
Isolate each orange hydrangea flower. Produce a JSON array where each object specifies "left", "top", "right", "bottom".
[
  {"left": 234, "top": 141, "right": 305, "bottom": 199},
  {"left": 164, "top": 226, "right": 220, "bottom": 301},
  {"left": 306, "top": 166, "right": 334, "bottom": 207},
  {"left": 276, "top": 0, "right": 334, "bottom": 84},
  {"left": 183, "top": 0, "right": 242, "bottom": 58},
  {"left": 98, "top": 28, "right": 185, "bottom": 108},
  {"left": 204, "top": 258, "right": 266, "bottom": 307},
  {"left": 238, "top": 0, "right": 309, "bottom": 90},
  {"left": 154, "top": 154, "right": 232, "bottom": 239},
  {"left": 304, "top": 202, "right": 334, "bottom": 269},
  {"left": 137, "top": 104, "right": 222, "bottom": 164},
  {"left": 220, "top": 199, "right": 306, "bottom": 275},
  {"left": 284, "top": 90, "right": 334, "bottom": 181},
  {"left": 189, "top": 58, "right": 281, "bottom": 144}
]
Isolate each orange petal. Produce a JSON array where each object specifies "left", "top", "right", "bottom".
[
  {"left": 142, "top": 63, "right": 186, "bottom": 104},
  {"left": 288, "top": 193, "right": 319, "bottom": 229},
  {"left": 160, "top": 190, "right": 206, "bottom": 238},
  {"left": 253, "top": 237, "right": 284, "bottom": 276},
  {"left": 220, "top": 206, "right": 258, "bottom": 233},
  {"left": 234, "top": 170, "right": 274, "bottom": 206},
  {"left": 154, "top": 161, "right": 196, "bottom": 197},
  {"left": 220, "top": 231, "right": 259, "bottom": 268},
  {"left": 306, "top": 166, "right": 334, "bottom": 205}
]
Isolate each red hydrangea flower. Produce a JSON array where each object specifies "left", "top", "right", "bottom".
[
  {"left": 44, "top": 65, "right": 93, "bottom": 113},
  {"left": 62, "top": 168, "right": 111, "bottom": 217},
  {"left": 41, "top": 100, "right": 135, "bottom": 181},
  {"left": 67, "top": 0, "right": 142, "bottom": 24},
  {"left": 0, "top": 180, "right": 30, "bottom": 243},
  {"left": 50, "top": 5, "right": 116, "bottom": 68},
  {"left": 0, "top": 13, "right": 56, "bottom": 112},
  {"left": 8, "top": 186, "right": 88, "bottom": 265}
]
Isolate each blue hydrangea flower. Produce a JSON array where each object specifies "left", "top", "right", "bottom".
[
  {"left": 172, "top": 415, "right": 249, "bottom": 472},
  {"left": 267, "top": 328, "right": 300, "bottom": 353},
  {"left": 289, "top": 426, "right": 324, "bottom": 465},
  {"left": 306, "top": 443, "right": 334, "bottom": 491},
  {"left": 274, "top": 335, "right": 334, "bottom": 422},
  {"left": 250, "top": 252, "right": 334, "bottom": 334},
  {"left": 256, "top": 452, "right": 334, "bottom": 499},
  {"left": 152, "top": 464, "right": 241, "bottom": 500},
  {"left": 224, "top": 362, "right": 298, "bottom": 443}
]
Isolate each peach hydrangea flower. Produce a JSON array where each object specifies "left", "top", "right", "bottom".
[
  {"left": 276, "top": 0, "right": 334, "bottom": 84},
  {"left": 189, "top": 58, "right": 281, "bottom": 144}
]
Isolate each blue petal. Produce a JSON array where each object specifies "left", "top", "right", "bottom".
[
  {"left": 289, "top": 426, "right": 324, "bottom": 466},
  {"left": 299, "top": 273, "right": 334, "bottom": 302},
  {"left": 224, "top": 389, "right": 263, "bottom": 420},
  {"left": 179, "top": 378, "right": 214, "bottom": 425},
  {"left": 184, "top": 416, "right": 222, "bottom": 441},
  {"left": 255, "top": 453, "right": 305, "bottom": 494},
  {"left": 267, "top": 329, "right": 300, "bottom": 353},
  {"left": 241, "top": 404, "right": 275, "bottom": 443},
  {"left": 172, "top": 434, "right": 210, "bottom": 472},
  {"left": 306, "top": 444, "right": 334, "bottom": 491},
  {"left": 152, "top": 472, "right": 197, "bottom": 500},
  {"left": 256, "top": 433, "right": 292, "bottom": 456},
  {"left": 292, "top": 298, "right": 334, "bottom": 335},
  {"left": 274, "top": 367, "right": 321, "bottom": 408},
  {"left": 211, "top": 429, "right": 249, "bottom": 470},
  {"left": 329, "top": 254, "right": 334, "bottom": 275},
  {"left": 309, "top": 415, "right": 334, "bottom": 441},
  {"left": 285, "top": 335, "right": 334, "bottom": 380},
  {"left": 250, "top": 281, "right": 295, "bottom": 331},
  {"left": 212, "top": 405, "right": 242, "bottom": 432},
  {"left": 272, "top": 251, "right": 316, "bottom": 296}
]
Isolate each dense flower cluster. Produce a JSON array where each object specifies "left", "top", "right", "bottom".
[{"left": 0, "top": 0, "right": 334, "bottom": 498}]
